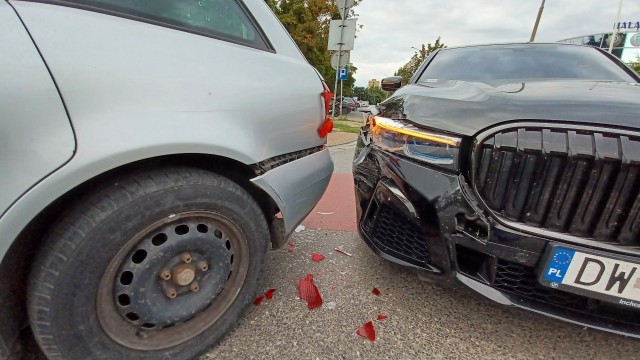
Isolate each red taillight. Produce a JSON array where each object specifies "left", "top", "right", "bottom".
[
  {"left": 318, "top": 118, "right": 333, "bottom": 138},
  {"left": 319, "top": 81, "right": 334, "bottom": 138}
]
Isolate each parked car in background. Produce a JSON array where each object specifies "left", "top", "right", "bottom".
[
  {"left": 1, "top": 0, "right": 333, "bottom": 359},
  {"left": 331, "top": 96, "right": 358, "bottom": 115},
  {"left": 343, "top": 97, "right": 359, "bottom": 110},
  {"left": 353, "top": 43, "right": 640, "bottom": 337}
]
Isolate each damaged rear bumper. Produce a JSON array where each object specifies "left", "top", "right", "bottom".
[
  {"left": 251, "top": 148, "right": 333, "bottom": 236},
  {"left": 352, "top": 130, "right": 640, "bottom": 338}
]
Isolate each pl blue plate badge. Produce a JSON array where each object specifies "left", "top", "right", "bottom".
[{"left": 544, "top": 248, "right": 576, "bottom": 283}]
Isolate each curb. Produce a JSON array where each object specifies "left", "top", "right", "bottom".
[{"left": 328, "top": 139, "right": 357, "bottom": 148}]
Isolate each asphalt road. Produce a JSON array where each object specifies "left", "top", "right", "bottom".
[{"left": 203, "top": 140, "right": 640, "bottom": 360}]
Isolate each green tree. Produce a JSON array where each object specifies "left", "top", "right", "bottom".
[
  {"left": 363, "top": 86, "right": 390, "bottom": 104},
  {"left": 352, "top": 86, "right": 389, "bottom": 104},
  {"left": 353, "top": 86, "right": 366, "bottom": 100},
  {"left": 395, "top": 37, "right": 446, "bottom": 85},
  {"left": 265, "top": 0, "right": 362, "bottom": 93},
  {"left": 627, "top": 55, "right": 640, "bottom": 73}
]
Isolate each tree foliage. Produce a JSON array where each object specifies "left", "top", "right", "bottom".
[
  {"left": 265, "top": 0, "right": 362, "bottom": 94},
  {"left": 395, "top": 38, "right": 446, "bottom": 85},
  {"left": 353, "top": 86, "right": 390, "bottom": 105},
  {"left": 627, "top": 55, "right": 640, "bottom": 74}
]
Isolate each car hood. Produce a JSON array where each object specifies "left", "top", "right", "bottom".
[{"left": 379, "top": 80, "right": 640, "bottom": 136}]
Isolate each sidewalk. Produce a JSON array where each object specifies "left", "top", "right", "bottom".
[{"left": 327, "top": 130, "right": 358, "bottom": 147}]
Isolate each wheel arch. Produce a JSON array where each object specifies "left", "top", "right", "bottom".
[{"left": 0, "top": 153, "right": 282, "bottom": 358}]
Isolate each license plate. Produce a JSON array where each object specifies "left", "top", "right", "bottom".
[{"left": 540, "top": 246, "right": 640, "bottom": 308}]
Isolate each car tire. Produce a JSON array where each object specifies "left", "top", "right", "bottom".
[{"left": 27, "top": 167, "right": 269, "bottom": 360}]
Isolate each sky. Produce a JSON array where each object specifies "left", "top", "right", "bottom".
[{"left": 349, "top": 0, "right": 640, "bottom": 87}]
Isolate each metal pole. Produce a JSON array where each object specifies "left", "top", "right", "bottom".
[
  {"left": 339, "top": 78, "right": 343, "bottom": 116},
  {"left": 331, "top": 57, "right": 340, "bottom": 119},
  {"left": 530, "top": 0, "right": 545, "bottom": 42},
  {"left": 331, "top": 4, "right": 348, "bottom": 119},
  {"left": 609, "top": 0, "right": 623, "bottom": 53}
]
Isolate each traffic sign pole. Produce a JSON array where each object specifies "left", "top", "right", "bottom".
[
  {"left": 331, "top": 8, "right": 346, "bottom": 119},
  {"left": 330, "top": 0, "right": 355, "bottom": 119},
  {"left": 340, "top": 76, "right": 344, "bottom": 116}
]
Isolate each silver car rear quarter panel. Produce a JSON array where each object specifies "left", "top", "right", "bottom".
[
  {"left": 0, "top": 0, "right": 329, "bottom": 261},
  {"left": 0, "top": 1, "right": 75, "bottom": 217}
]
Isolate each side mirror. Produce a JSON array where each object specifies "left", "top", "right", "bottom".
[{"left": 381, "top": 76, "right": 402, "bottom": 91}]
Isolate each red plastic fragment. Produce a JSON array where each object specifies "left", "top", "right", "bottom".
[
  {"left": 372, "top": 287, "right": 381, "bottom": 296},
  {"left": 297, "top": 274, "right": 323, "bottom": 309},
  {"left": 288, "top": 248, "right": 294, "bottom": 253},
  {"left": 311, "top": 253, "right": 325, "bottom": 262},
  {"left": 288, "top": 241, "right": 294, "bottom": 246},
  {"left": 356, "top": 321, "right": 376, "bottom": 341},
  {"left": 377, "top": 314, "right": 388, "bottom": 320},
  {"left": 265, "top": 288, "right": 276, "bottom": 300},
  {"left": 253, "top": 295, "right": 265, "bottom": 305}
]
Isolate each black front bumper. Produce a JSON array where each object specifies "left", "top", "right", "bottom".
[{"left": 352, "top": 130, "right": 640, "bottom": 338}]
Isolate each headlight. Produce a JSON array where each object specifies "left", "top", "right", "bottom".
[{"left": 370, "top": 116, "right": 462, "bottom": 171}]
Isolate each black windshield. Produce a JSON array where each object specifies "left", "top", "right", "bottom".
[{"left": 417, "top": 44, "right": 637, "bottom": 84}]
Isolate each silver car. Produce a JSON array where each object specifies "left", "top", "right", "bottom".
[{"left": 0, "top": 0, "right": 334, "bottom": 358}]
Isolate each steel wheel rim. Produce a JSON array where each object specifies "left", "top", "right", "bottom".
[{"left": 96, "top": 210, "right": 250, "bottom": 350}]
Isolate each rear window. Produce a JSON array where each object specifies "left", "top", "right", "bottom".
[
  {"left": 417, "top": 45, "right": 637, "bottom": 84},
  {"left": 54, "top": 0, "right": 268, "bottom": 49}
]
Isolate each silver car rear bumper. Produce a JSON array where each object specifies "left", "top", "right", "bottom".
[{"left": 251, "top": 148, "right": 333, "bottom": 235}]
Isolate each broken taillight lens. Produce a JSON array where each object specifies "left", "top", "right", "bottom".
[
  {"left": 311, "top": 253, "right": 325, "bottom": 262},
  {"left": 356, "top": 321, "right": 376, "bottom": 341},
  {"left": 297, "top": 274, "right": 323, "bottom": 309},
  {"left": 318, "top": 81, "right": 334, "bottom": 138},
  {"left": 265, "top": 288, "right": 276, "bottom": 300},
  {"left": 321, "top": 81, "right": 333, "bottom": 116},
  {"left": 253, "top": 295, "right": 265, "bottom": 305}
]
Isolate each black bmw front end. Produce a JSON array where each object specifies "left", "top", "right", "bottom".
[
  {"left": 354, "top": 116, "right": 640, "bottom": 337},
  {"left": 353, "top": 43, "right": 640, "bottom": 337}
]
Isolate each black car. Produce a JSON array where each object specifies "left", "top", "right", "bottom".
[{"left": 353, "top": 43, "right": 640, "bottom": 336}]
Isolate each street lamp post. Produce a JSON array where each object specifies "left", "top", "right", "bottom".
[{"left": 530, "top": 0, "right": 545, "bottom": 42}]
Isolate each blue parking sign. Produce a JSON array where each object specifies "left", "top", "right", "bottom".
[{"left": 339, "top": 66, "right": 349, "bottom": 80}]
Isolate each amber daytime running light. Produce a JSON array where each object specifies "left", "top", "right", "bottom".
[{"left": 371, "top": 116, "right": 462, "bottom": 170}]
